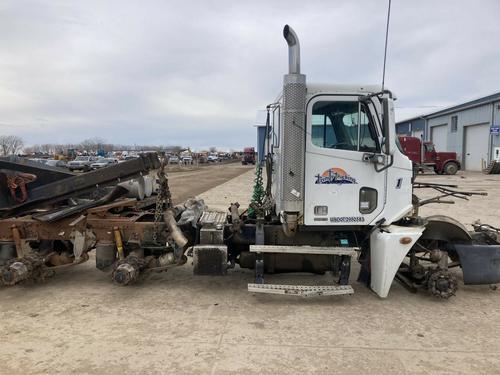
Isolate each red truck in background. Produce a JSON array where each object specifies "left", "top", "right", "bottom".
[
  {"left": 398, "top": 136, "right": 460, "bottom": 175},
  {"left": 241, "top": 147, "right": 256, "bottom": 165}
]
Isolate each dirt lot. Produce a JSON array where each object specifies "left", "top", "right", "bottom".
[
  {"left": 1, "top": 169, "right": 499, "bottom": 374},
  {"left": 166, "top": 162, "right": 251, "bottom": 204}
]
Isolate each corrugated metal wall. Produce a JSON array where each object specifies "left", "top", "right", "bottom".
[
  {"left": 427, "top": 103, "right": 493, "bottom": 165},
  {"left": 396, "top": 121, "right": 411, "bottom": 135},
  {"left": 396, "top": 118, "right": 425, "bottom": 136},
  {"left": 493, "top": 101, "right": 500, "bottom": 155}
]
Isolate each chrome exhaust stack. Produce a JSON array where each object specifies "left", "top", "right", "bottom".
[
  {"left": 278, "top": 25, "right": 307, "bottom": 217},
  {"left": 283, "top": 25, "right": 301, "bottom": 74}
]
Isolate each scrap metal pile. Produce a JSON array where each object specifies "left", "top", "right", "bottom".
[{"left": 0, "top": 154, "right": 204, "bottom": 286}]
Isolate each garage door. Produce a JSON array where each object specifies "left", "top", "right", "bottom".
[
  {"left": 412, "top": 129, "right": 424, "bottom": 139},
  {"left": 464, "top": 124, "right": 490, "bottom": 171},
  {"left": 431, "top": 124, "right": 447, "bottom": 151}
]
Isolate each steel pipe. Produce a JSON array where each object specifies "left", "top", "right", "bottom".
[
  {"left": 283, "top": 25, "right": 300, "bottom": 74},
  {"left": 164, "top": 209, "right": 189, "bottom": 250}
]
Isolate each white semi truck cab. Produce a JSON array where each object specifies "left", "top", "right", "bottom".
[
  {"left": 194, "top": 25, "right": 500, "bottom": 299},
  {"left": 261, "top": 25, "right": 421, "bottom": 297},
  {"left": 272, "top": 26, "right": 413, "bottom": 228}
]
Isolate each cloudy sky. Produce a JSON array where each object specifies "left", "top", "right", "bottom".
[{"left": 0, "top": 0, "right": 499, "bottom": 150}]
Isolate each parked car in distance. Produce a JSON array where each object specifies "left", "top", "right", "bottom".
[
  {"left": 45, "top": 159, "right": 68, "bottom": 168},
  {"left": 67, "top": 156, "right": 97, "bottom": 172},
  {"left": 181, "top": 155, "right": 193, "bottom": 164},
  {"left": 169, "top": 156, "right": 180, "bottom": 164},
  {"left": 91, "top": 158, "right": 117, "bottom": 169},
  {"left": 28, "top": 158, "right": 48, "bottom": 165},
  {"left": 207, "top": 154, "right": 219, "bottom": 163}
]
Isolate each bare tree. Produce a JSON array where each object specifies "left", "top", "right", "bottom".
[
  {"left": 168, "top": 145, "right": 183, "bottom": 153},
  {"left": 39, "top": 144, "right": 55, "bottom": 155},
  {"left": 80, "top": 137, "right": 107, "bottom": 153},
  {"left": 0, "top": 135, "right": 24, "bottom": 156},
  {"left": 209, "top": 146, "right": 217, "bottom": 153},
  {"left": 23, "top": 145, "right": 35, "bottom": 155}
]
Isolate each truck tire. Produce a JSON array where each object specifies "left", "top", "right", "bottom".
[{"left": 443, "top": 162, "right": 458, "bottom": 175}]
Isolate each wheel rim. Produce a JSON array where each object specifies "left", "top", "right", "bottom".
[{"left": 445, "top": 164, "right": 457, "bottom": 174}]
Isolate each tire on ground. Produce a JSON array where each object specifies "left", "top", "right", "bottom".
[{"left": 444, "top": 162, "right": 458, "bottom": 175}]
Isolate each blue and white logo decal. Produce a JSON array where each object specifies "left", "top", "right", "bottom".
[{"left": 315, "top": 168, "right": 357, "bottom": 185}]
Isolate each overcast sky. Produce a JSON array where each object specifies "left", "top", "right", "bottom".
[{"left": 0, "top": 0, "right": 499, "bottom": 150}]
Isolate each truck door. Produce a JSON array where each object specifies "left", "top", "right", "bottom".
[{"left": 304, "top": 96, "right": 386, "bottom": 226}]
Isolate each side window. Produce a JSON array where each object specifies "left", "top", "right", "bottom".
[
  {"left": 451, "top": 116, "right": 458, "bottom": 132},
  {"left": 358, "top": 108, "right": 378, "bottom": 152},
  {"left": 311, "top": 100, "right": 378, "bottom": 152},
  {"left": 424, "top": 144, "right": 435, "bottom": 153}
]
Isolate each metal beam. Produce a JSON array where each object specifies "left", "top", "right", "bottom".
[{"left": 0, "top": 153, "right": 160, "bottom": 217}]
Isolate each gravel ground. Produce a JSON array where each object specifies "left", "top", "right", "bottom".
[{"left": 1, "top": 169, "right": 499, "bottom": 374}]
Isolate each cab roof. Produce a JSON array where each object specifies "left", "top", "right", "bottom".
[{"left": 306, "top": 83, "right": 384, "bottom": 97}]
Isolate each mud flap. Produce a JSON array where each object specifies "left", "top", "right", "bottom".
[{"left": 454, "top": 244, "right": 500, "bottom": 285}]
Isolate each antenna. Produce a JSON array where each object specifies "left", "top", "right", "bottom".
[{"left": 381, "top": 0, "right": 392, "bottom": 91}]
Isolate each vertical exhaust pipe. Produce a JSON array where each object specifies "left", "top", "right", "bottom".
[
  {"left": 283, "top": 25, "right": 300, "bottom": 74},
  {"left": 278, "top": 25, "right": 307, "bottom": 218}
]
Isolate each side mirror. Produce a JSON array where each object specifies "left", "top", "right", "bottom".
[
  {"left": 363, "top": 153, "right": 386, "bottom": 165},
  {"left": 363, "top": 98, "right": 395, "bottom": 172},
  {"left": 381, "top": 97, "right": 397, "bottom": 156}
]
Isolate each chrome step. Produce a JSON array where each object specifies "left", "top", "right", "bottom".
[
  {"left": 249, "top": 245, "right": 358, "bottom": 256},
  {"left": 248, "top": 283, "right": 354, "bottom": 297}
]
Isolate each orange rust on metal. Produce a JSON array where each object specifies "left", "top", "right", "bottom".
[
  {"left": 1, "top": 202, "right": 169, "bottom": 253},
  {"left": 0, "top": 216, "right": 85, "bottom": 242},
  {"left": 87, "top": 209, "right": 164, "bottom": 244},
  {"left": 50, "top": 252, "right": 89, "bottom": 270},
  {"left": 10, "top": 224, "right": 23, "bottom": 257},
  {"left": 86, "top": 198, "right": 137, "bottom": 215},
  {"left": 400, "top": 236, "right": 413, "bottom": 245},
  {"left": 6, "top": 173, "right": 37, "bottom": 203},
  {"left": 69, "top": 215, "right": 86, "bottom": 227},
  {"left": 47, "top": 252, "right": 74, "bottom": 266},
  {"left": 113, "top": 226, "right": 125, "bottom": 260}
]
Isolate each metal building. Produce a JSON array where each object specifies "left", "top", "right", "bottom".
[{"left": 396, "top": 92, "right": 500, "bottom": 171}]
